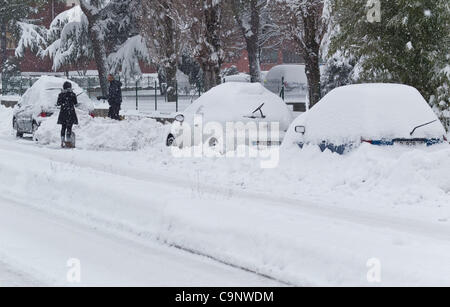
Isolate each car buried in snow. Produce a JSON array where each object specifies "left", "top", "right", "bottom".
[
  {"left": 282, "top": 83, "right": 448, "bottom": 154},
  {"left": 13, "top": 76, "right": 95, "bottom": 139},
  {"left": 165, "top": 82, "right": 293, "bottom": 150}
]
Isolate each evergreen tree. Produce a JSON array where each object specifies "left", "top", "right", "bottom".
[{"left": 329, "top": 0, "right": 449, "bottom": 121}]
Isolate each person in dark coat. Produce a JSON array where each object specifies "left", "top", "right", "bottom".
[
  {"left": 97, "top": 74, "right": 123, "bottom": 120},
  {"left": 57, "top": 81, "right": 79, "bottom": 148}
]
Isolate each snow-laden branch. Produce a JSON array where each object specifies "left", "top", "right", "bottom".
[
  {"left": 108, "top": 35, "right": 150, "bottom": 80},
  {"left": 14, "top": 22, "right": 47, "bottom": 58}
]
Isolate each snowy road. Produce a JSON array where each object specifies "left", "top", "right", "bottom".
[
  {"left": 0, "top": 135, "right": 449, "bottom": 286},
  {"left": 0, "top": 195, "right": 279, "bottom": 287}
]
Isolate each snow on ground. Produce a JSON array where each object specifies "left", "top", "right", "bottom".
[
  {"left": 0, "top": 105, "right": 13, "bottom": 136},
  {"left": 0, "top": 105, "right": 450, "bottom": 286},
  {"left": 35, "top": 112, "right": 166, "bottom": 151}
]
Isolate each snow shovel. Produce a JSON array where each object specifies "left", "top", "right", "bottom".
[{"left": 64, "top": 132, "right": 76, "bottom": 149}]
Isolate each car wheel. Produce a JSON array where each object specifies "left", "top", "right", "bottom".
[
  {"left": 208, "top": 137, "right": 219, "bottom": 148},
  {"left": 166, "top": 134, "right": 176, "bottom": 147},
  {"left": 13, "top": 118, "right": 23, "bottom": 138},
  {"left": 32, "top": 121, "right": 39, "bottom": 141}
]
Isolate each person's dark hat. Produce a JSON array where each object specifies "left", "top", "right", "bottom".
[{"left": 63, "top": 81, "right": 72, "bottom": 90}]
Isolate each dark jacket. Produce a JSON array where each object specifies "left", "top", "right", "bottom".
[
  {"left": 57, "top": 89, "right": 79, "bottom": 125},
  {"left": 107, "top": 80, "right": 123, "bottom": 105}
]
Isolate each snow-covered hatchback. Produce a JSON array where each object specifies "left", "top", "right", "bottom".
[
  {"left": 282, "top": 83, "right": 448, "bottom": 154},
  {"left": 13, "top": 76, "right": 94, "bottom": 138},
  {"left": 167, "top": 82, "right": 293, "bottom": 150}
]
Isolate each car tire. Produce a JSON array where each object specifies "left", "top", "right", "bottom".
[
  {"left": 32, "top": 121, "right": 39, "bottom": 141},
  {"left": 166, "top": 134, "right": 176, "bottom": 147},
  {"left": 208, "top": 137, "right": 219, "bottom": 148},
  {"left": 13, "top": 118, "right": 23, "bottom": 138}
]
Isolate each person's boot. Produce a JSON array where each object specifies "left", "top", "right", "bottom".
[
  {"left": 61, "top": 136, "right": 65, "bottom": 148},
  {"left": 66, "top": 134, "right": 72, "bottom": 148}
]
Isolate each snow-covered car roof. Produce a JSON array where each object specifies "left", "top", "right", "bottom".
[
  {"left": 283, "top": 83, "right": 446, "bottom": 146},
  {"left": 264, "top": 65, "right": 308, "bottom": 84},
  {"left": 223, "top": 73, "right": 251, "bottom": 83},
  {"left": 183, "top": 82, "right": 293, "bottom": 130},
  {"left": 18, "top": 76, "right": 94, "bottom": 113}
]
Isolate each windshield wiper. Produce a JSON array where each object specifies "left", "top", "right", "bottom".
[
  {"left": 410, "top": 120, "right": 438, "bottom": 136},
  {"left": 245, "top": 103, "right": 266, "bottom": 119}
]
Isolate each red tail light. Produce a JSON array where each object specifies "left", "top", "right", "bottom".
[
  {"left": 90, "top": 112, "right": 95, "bottom": 118},
  {"left": 444, "top": 135, "right": 448, "bottom": 142},
  {"left": 361, "top": 139, "right": 373, "bottom": 144},
  {"left": 39, "top": 112, "right": 47, "bottom": 118}
]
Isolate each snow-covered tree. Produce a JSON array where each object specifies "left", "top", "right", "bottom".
[
  {"left": 105, "top": 0, "right": 149, "bottom": 81},
  {"left": 230, "top": 0, "right": 266, "bottom": 83},
  {"left": 141, "top": 0, "right": 184, "bottom": 102},
  {"left": 269, "top": 0, "right": 329, "bottom": 107},
  {"left": 42, "top": 5, "right": 92, "bottom": 74},
  {"left": 329, "top": 0, "right": 449, "bottom": 119},
  {"left": 0, "top": 0, "right": 47, "bottom": 71},
  {"left": 78, "top": 0, "right": 111, "bottom": 96},
  {"left": 44, "top": 0, "right": 147, "bottom": 93},
  {"left": 181, "top": 0, "right": 242, "bottom": 91}
]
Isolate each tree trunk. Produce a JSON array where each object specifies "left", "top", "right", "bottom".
[
  {"left": 246, "top": 36, "right": 261, "bottom": 83},
  {"left": 240, "top": 0, "right": 261, "bottom": 83},
  {"left": 165, "top": 62, "right": 177, "bottom": 102},
  {"left": 88, "top": 26, "right": 109, "bottom": 97},
  {"left": 80, "top": 2, "right": 109, "bottom": 97},
  {"left": 200, "top": 0, "right": 223, "bottom": 92},
  {"left": 0, "top": 22, "right": 7, "bottom": 70},
  {"left": 201, "top": 63, "right": 221, "bottom": 92},
  {"left": 304, "top": 52, "right": 321, "bottom": 108},
  {"left": 1, "top": 22, "right": 7, "bottom": 95}
]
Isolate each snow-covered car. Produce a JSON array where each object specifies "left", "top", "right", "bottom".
[
  {"left": 13, "top": 76, "right": 94, "bottom": 138},
  {"left": 166, "top": 82, "right": 293, "bottom": 149},
  {"left": 264, "top": 64, "right": 308, "bottom": 98},
  {"left": 283, "top": 83, "right": 448, "bottom": 154}
]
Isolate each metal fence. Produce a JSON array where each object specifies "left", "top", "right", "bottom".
[{"left": 1, "top": 74, "right": 204, "bottom": 114}]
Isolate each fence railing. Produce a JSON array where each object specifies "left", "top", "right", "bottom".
[{"left": 1, "top": 74, "right": 204, "bottom": 114}]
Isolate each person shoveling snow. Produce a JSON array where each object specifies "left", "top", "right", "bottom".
[
  {"left": 97, "top": 74, "right": 123, "bottom": 121},
  {"left": 57, "top": 81, "right": 79, "bottom": 148}
]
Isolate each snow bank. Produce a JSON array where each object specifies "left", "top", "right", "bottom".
[
  {"left": 284, "top": 83, "right": 447, "bottom": 146},
  {"left": 35, "top": 113, "right": 166, "bottom": 151},
  {"left": 0, "top": 105, "right": 13, "bottom": 137}
]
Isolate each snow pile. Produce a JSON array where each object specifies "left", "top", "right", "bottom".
[
  {"left": 35, "top": 113, "right": 166, "bottom": 151},
  {"left": 284, "top": 83, "right": 447, "bottom": 146},
  {"left": 0, "top": 105, "right": 13, "bottom": 137},
  {"left": 278, "top": 143, "right": 450, "bottom": 209}
]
